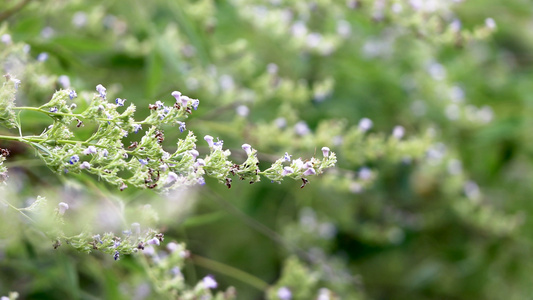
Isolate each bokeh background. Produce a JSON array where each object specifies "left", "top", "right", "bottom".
[{"left": 1, "top": 0, "right": 533, "bottom": 299}]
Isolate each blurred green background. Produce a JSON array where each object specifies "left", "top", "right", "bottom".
[{"left": 1, "top": 0, "right": 533, "bottom": 299}]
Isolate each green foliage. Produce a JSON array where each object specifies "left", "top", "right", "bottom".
[{"left": 0, "top": 0, "right": 531, "bottom": 299}]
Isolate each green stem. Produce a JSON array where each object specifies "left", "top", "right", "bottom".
[
  {"left": 0, "top": 198, "right": 36, "bottom": 225},
  {"left": 190, "top": 254, "right": 269, "bottom": 291},
  {"left": 0, "top": 134, "right": 80, "bottom": 145}
]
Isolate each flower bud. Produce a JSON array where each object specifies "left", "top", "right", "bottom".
[
  {"left": 58, "top": 202, "right": 69, "bottom": 215},
  {"left": 321, "top": 147, "right": 330, "bottom": 157},
  {"left": 242, "top": 144, "right": 252, "bottom": 156}
]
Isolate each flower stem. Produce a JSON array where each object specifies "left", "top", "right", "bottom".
[{"left": 190, "top": 254, "right": 269, "bottom": 291}]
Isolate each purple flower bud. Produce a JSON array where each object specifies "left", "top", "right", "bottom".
[
  {"left": 196, "top": 159, "right": 206, "bottom": 166},
  {"left": 275, "top": 117, "right": 287, "bottom": 128},
  {"left": 69, "top": 155, "right": 80, "bottom": 164},
  {"left": 485, "top": 18, "right": 496, "bottom": 30},
  {"left": 293, "top": 158, "right": 303, "bottom": 169},
  {"left": 96, "top": 84, "right": 106, "bottom": 99},
  {"left": 101, "top": 149, "right": 109, "bottom": 157},
  {"left": 202, "top": 275, "right": 218, "bottom": 289},
  {"left": 358, "top": 118, "right": 373, "bottom": 132},
  {"left": 83, "top": 146, "right": 97, "bottom": 155},
  {"left": 58, "top": 75, "right": 70, "bottom": 88},
  {"left": 392, "top": 126, "right": 405, "bottom": 139},
  {"left": 281, "top": 166, "right": 294, "bottom": 176},
  {"left": 114, "top": 251, "right": 120, "bottom": 261},
  {"left": 171, "top": 91, "right": 182, "bottom": 102},
  {"left": 294, "top": 121, "right": 310, "bottom": 136},
  {"left": 304, "top": 161, "right": 313, "bottom": 169},
  {"left": 50, "top": 107, "right": 58, "bottom": 113},
  {"left": 191, "top": 99, "right": 200, "bottom": 110},
  {"left": 204, "top": 135, "right": 214, "bottom": 148},
  {"left": 133, "top": 124, "right": 142, "bottom": 133},
  {"left": 166, "top": 172, "right": 178, "bottom": 184},
  {"left": 277, "top": 287, "right": 292, "bottom": 300},
  {"left": 58, "top": 202, "right": 69, "bottom": 215},
  {"left": 69, "top": 90, "right": 77, "bottom": 100},
  {"left": 359, "top": 167, "right": 372, "bottom": 180},
  {"left": 190, "top": 149, "right": 199, "bottom": 159},
  {"left": 139, "top": 158, "right": 148, "bottom": 165},
  {"left": 37, "top": 52, "right": 49, "bottom": 62},
  {"left": 1, "top": 34, "right": 12, "bottom": 45},
  {"left": 267, "top": 63, "right": 278, "bottom": 74},
  {"left": 236, "top": 105, "right": 249, "bottom": 117},
  {"left": 80, "top": 161, "right": 91, "bottom": 169},
  {"left": 198, "top": 177, "right": 206, "bottom": 185},
  {"left": 213, "top": 139, "right": 223, "bottom": 149},
  {"left": 93, "top": 234, "right": 103, "bottom": 244},
  {"left": 284, "top": 152, "right": 292, "bottom": 162},
  {"left": 155, "top": 100, "right": 164, "bottom": 109},
  {"left": 303, "top": 168, "right": 316, "bottom": 176},
  {"left": 12, "top": 78, "right": 21, "bottom": 90},
  {"left": 321, "top": 147, "right": 330, "bottom": 157},
  {"left": 242, "top": 144, "right": 252, "bottom": 156},
  {"left": 147, "top": 237, "right": 160, "bottom": 246},
  {"left": 180, "top": 95, "right": 190, "bottom": 107},
  {"left": 178, "top": 121, "right": 186, "bottom": 133},
  {"left": 115, "top": 98, "right": 126, "bottom": 106},
  {"left": 167, "top": 242, "right": 179, "bottom": 253}
]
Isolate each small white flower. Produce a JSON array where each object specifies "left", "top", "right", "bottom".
[
  {"left": 281, "top": 167, "right": 294, "bottom": 176},
  {"left": 321, "top": 147, "right": 330, "bottom": 157},
  {"left": 336, "top": 20, "right": 351, "bottom": 38},
  {"left": 294, "top": 121, "right": 310, "bottom": 136},
  {"left": 1, "top": 34, "right": 12, "bottom": 45},
  {"left": 485, "top": 18, "right": 496, "bottom": 30},
  {"left": 267, "top": 63, "right": 278, "bottom": 74},
  {"left": 167, "top": 242, "right": 179, "bottom": 253},
  {"left": 181, "top": 95, "right": 190, "bottom": 107},
  {"left": 96, "top": 84, "right": 106, "bottom": 99},
  {"left": 147, "top": 237, "right": 160, "bottom": 246},
  {"left": 303, "top": 168, "right": 316, "bottom": 176},
  {"left": 359, "top": 167, "right": 372, "bottom": 180},
  {"left": 277, "top": 286, "right": 292, "bottom": 300},
  {"left": 242, "top": 144, "right": 252, "bottom": 156},
  {"left": 202, "top": 275, "right": 218, "bottom": 289},
  {"left": 293, "top": 158, "right": 304, "bottom": 169},
  {"left": 166, "top": 172, "right": 179, "bottom": 184},
  {"left": 204, "top": 135, "right": 214, "bottom": 148},
  {"left": 171, "top": 90, "right": 182, "bottom": 102},
  {"left": 190, "top": 149, "right": 199, "bottom": 159},
  {"left": 284, "top": 152, "right": 292, "bottom": 162},
  {"left": 236, "top": 105, "right": 249, "bottom": 117},
  {"left": 58, "top": 75, "right": 70, "bottom": 88},
  {"left": 80, "top": 162, "right": 91, "bottom": 169},
  {"left": 83, "top": 146, "right": 97, "bottom": 155},
  {"left": 58, "top": 202, "right": 69, "bottom": 215},
  {"left": 275, "top": 117, "right": 287, "bottom": 128},
  {"left": 37, "top": 52, "right": 49, "bottom": 62},
  {"left": 392, "top": 126, "right": 405, "bottom": 139},
  {"left": 358, "top": 118, "right": 373, "bottom": 132},
  {"left": 72, "top": 11, "right": 88, "bottom": 27}
]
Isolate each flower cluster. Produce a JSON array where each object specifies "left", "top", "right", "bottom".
[{"left": 0, "top": 82, "right": 336, "bottom": 192}]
